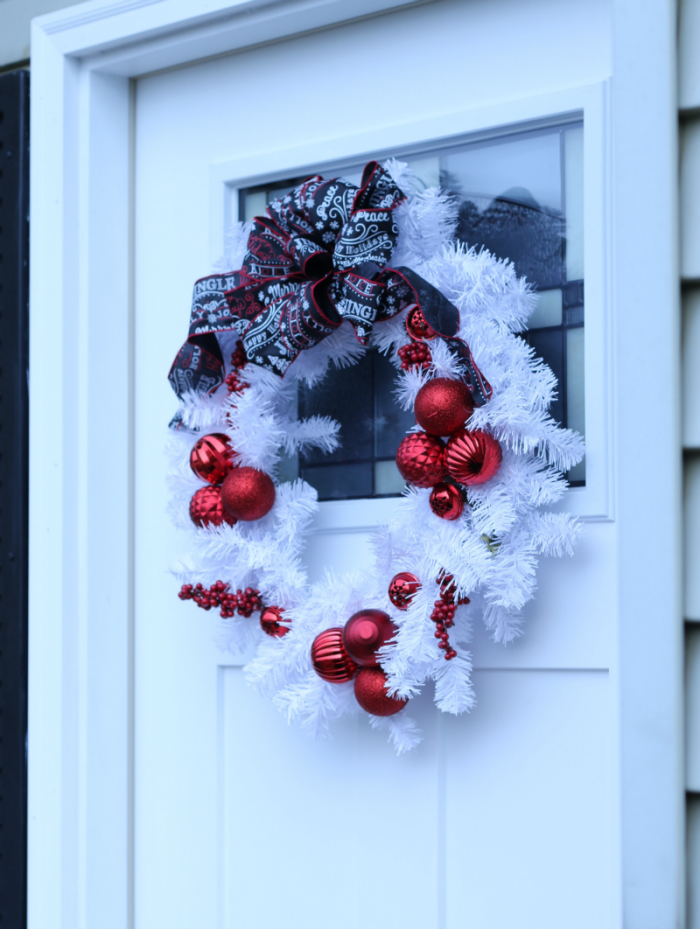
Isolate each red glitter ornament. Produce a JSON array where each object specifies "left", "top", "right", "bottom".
[
  {"left": 221, "top": 467, "right": 276, "bottom": 521},
  {"left": 343, "top": 610, "right": 398, "bottom": 667},
  {"left": 429, "top": 482, "right": 464, "bottom": 520},
  {"left": 395, "top": 432, "right": 447, "bottom": 488},
  {"left": 311, "top": 627, "right": 358, "bottom": 683},
  {"left": 405, "top": 305, "right": 437, "bottom": 341},
  {"left": 260, "top": 606, "right": 289, "bottom": 638},
  {"left": 354, "top": 667, "right": 408, "bottom": 716},
  {"left": 189, "top": 486, "right": 237, "bottom": 528},
  {"left": 445, "top": 429, "right": 502, "bottom": 486},
  {"left": 414, "top": 377, "right": 474, "bottom": 437},
  {"left": 189, "top": 433, "right": 235, "bottom": 485},
  {"left": 388, "top": 572, "right": 421, "bottom": 610}
]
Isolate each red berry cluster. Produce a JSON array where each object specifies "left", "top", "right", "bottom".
[
  {"left": 397, "top": 340, "right": 431, "bottom": 371},
  {"left": 178, "top": 581, "right": 262, "bottom": 619},
  {"left": 225, "top": 341, "right": 249, "bottom": 395},
  {"left": 430, "top": 574, "right": 470, "bottom": 661}
]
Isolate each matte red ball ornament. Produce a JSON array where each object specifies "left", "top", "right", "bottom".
[
  {"left": 354, "top": 667, "right": 408, "bottom": 717},
  {"left": 446, "top": 429, "right": 502, "bottom": 486},
  {"left": 221, "top": 467, "right": 276, "bottom": 521},
  {"left": 388, "top": 572, "right": 421, "bottom": 610},
  {"left": 189, "top": 433, "right": 234, "bottom": 485},
  {"left": 342, "top": 609, "right": 398, "bottom": 667},
  {"left": 311, "top": 627, "right": 359, "bottom": 683},
  {"left": 395, "top": 432, "right": 447, "bottom": 488},
  {"left": 429, "top": 482, "right": 464, "bottom": 520},
  {"left": 260, "top": 606, "right": 289, "bottom": 638},
  {"left": 189, "top": 485, "right": 237, "bottom": 528},
  {"left": 414, "top": 378, "right": 474, "bottom": 437},
  {"left": 405, "top": 305, "right": 437, "bottom": 341}
]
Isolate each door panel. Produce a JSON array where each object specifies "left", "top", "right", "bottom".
[{"left": 134, "top": 1, "right": 615, "bottom": 925}]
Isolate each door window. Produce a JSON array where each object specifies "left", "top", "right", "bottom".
[{"left": 239, "top": 120, "right": 584, "bottom": 499}]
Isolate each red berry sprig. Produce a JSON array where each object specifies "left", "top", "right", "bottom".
[
  {"left": 225, "top": 340, "right": 249, "bottom": 395},
  {"left": 397, "top": 341, "right": 431, "bottom": 371},
  {"left": 430, "top": 573, "right": 471, "bottom": 661},
  {"left": 178, "top": 581, "right": 262, "bottom": 619}
]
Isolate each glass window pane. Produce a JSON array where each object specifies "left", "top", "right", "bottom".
[
  {"left": 374, "top": 460, "right": 406, "bottom": 495},
  {"left": 566, "top": 326, "right": 586, "bottom": 483},
  {"left": 374, "top": 351, "right": 416, "bottom": 458},
  {"left": 299, "top": 462, "right": 372, "bottom": 500},
  {"left": 565, "top": 126, "right": 584, "bottom": 281},
  {"left": 529, "top": 288, "right": 563, "bottom": 329}
]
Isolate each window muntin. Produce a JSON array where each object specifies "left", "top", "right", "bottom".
[{"left": 241, "top": 120, "right": 585, "bottom": 499}]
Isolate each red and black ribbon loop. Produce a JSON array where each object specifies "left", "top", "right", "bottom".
[{"left": 168, "top": 161, "right": 492, "bottom": 406}]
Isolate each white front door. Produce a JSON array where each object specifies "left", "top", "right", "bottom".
[{"left": 133, "top": 2, "right": 615, "bottom": 926}]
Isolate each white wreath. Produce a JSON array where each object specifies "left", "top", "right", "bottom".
[{"left": 166, "top": 160, "right": 584, "bottom": 753}]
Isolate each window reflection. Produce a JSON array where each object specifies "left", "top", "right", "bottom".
[{"left": 240, "top": 120, "right": 585, "bottom": 499}]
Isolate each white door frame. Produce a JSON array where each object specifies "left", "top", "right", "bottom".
[{"left": 28, "top": 1, "right": 683, "bottom": 927}]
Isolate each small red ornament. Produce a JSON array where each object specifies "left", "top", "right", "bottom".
[
  {"left": 414, "top": 377, "right": 474, "bottom": 437},
  {"left": 343, "top": 610, "right": 398, "bottom": 667},
  {"left": 354, "top": 667, "right": 408, "bottom": 716},
  {"left": 260, "top": 605, "right": 289, "bottom": 638},
  {"left": 388, "top": 572, "right": 421, "bottom": 610},
  {"left": 429, "top": 482, "right": 464, "bottom": 520},
  {"left": 405, "top": 305, "right": 437, "bottom": 341},
  {"left": 189, "top": 433, "right": 235, "bottom": 485},
  {"left": 189, "top": 486, "right": 237, "bottom": 528},
  {"left": 395, "top": 432, "right": 447, "bottom": 488},
  {"left": 446, "top": 429, "right": 502, "bottom": 485},
  {"left": 221, "top": 467, "right": 276, "bottom": 521},
  {"left": 311, "top": 627, "right": 358, "bottom": 683}
]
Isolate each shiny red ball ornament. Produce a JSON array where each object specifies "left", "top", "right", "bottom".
[
  {"left": 429, "top": 482, "right": 464, "bottom": 520},
  {"left": 189, "top": 433, "right": 234, "bottom": 485},
  {"left": 414, "top": 377, "right": 474, "bottom": 437},
  {"left": 354, "top": 667, "right": 408, "bottom": 717},
  {"left": 342, "top": 610, "right": 398, "bottom": 667},
  {"left": 446, "top": 429, "right": 503, "bottom": 486},
  {"left": 405, "top": 305, "right": 437, "bottom": 341},
  {"left": 388, "top": 572, "right": 421, "bottom": 610},
  {"left": 189, "top": 485, "right": 237, "bottom": 528},
  {"left": 311, "top": 627, "right": 359, "bottom": 683},
  {"left": 260, "top": 606, "right": 289, "bottom": 638},
  {"left": 221, "top": 467, "right": 276, "bottom": 521},
  {"left": 395, "top": 432, "right": 447, "bottom": 488}
]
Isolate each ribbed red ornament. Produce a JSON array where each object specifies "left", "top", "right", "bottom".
[
  {"left": 354, "top": 667, "right": 408, "bottom": 716},
  {"left": 429, "top": 482, "right": 464, "bottom": 520},
  {"left": 414, "top": 378, "right": 474, "bottom": 437},
  {"left": 260, "top": 606, "right": 289, "bottom": 638},
  {"left": 445, "top": 429, "right": 502, "bottom": 486},
  {"left": 405, "top": 305, "right": 437, "bottom": 341},
  {"left": 311, "top": 627, "right": 358, "bottom": 683},
  {"left": 189, "top": 433, "right": 234, "bottom": 485},
  {"left": 221, "top": 467, "right": 276, "bottom": 521},
  {"left": 388, "top": 572, "right": 421, "bottom": 610},
  {"left": 189, "top": 485, "right": 237, "bottom": 528},
  {"left": 395, "top": 432, "right": 447, "bottom": 488},
  {"left": 342, "top": 610, "right": 398, "bottom": 667}
]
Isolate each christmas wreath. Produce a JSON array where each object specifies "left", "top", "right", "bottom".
[{"left": 166, "top": 159, "right": 584, "bottom": 753}]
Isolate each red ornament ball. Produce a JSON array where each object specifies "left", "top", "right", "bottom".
[
  {"left": 189, "top": 433, "right": 234, "bottom": 485},
  {"left": 342, "top": 610, "right": 398, "bottom": 667},
  {"left": 260, "top": 606, "right": 289, "bottom": 638},
  {"left": 189, "top": 485, "right": 237, "bottom": 528},
  {"left": 414, "top": 377, "right": 474, "bottom": 437},
  {"left": 221, "top": 467, "right": 276, "bottom": 521},
  {"left": 405, "top": 305, "right": 437, "bottom": 341},
  {"left": 311, "top": 627, "right": 358, "bottom": 683},
  {"left": 388, "top": 572, "right": 421, "bottom": 610},
  {"left": 445, "top": 429, "right": 503, "bottom": 486},
  {"left": 429, "top": 482, "right": 464, "bottom": 520},
  {"left": 354, "top": 667, "right": 408, "bottom": 717},
  {"left": 395, "top": 432, "right": 447, "bottom": 488}
]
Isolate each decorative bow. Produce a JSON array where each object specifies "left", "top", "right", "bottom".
[{"left": 168, "top": 161, "right": 492, "bottom": 406}]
